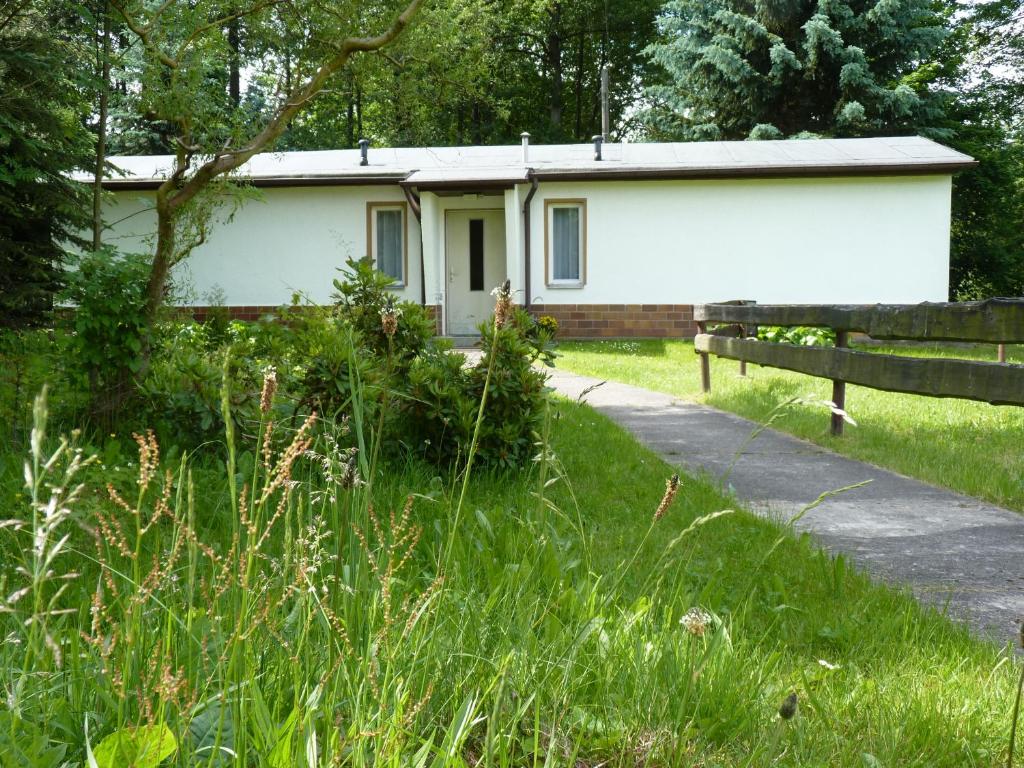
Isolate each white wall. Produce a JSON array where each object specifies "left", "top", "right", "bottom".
[
  {"left": 524, "top": 175, "right": 952, "bottom": 306},
  {"left": 103, "top": 173, "right": 954, "bottom": 312},
  {"left": 102, "top": 185, "right": 420, "bottom": 305}
]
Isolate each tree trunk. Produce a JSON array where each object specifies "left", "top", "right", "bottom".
[
  {"left": 145, "top": 191, "right": 177, "bottom": 326},
  {"left": 547, "top": 3, "right": 563, "bottom": 132},
  {"left": 91, "top": 1, "right": 111, "bottom": 251}
]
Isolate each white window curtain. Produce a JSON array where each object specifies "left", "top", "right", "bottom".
[
  {"left": 376, "top": 209, "right": 403, "bottom": 281},
  {"left": 552, "top": 206, "right": 580, "bottom": 281}
]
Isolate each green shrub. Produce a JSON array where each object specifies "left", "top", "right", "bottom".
[
  {"left": 332, "top": 257, "right": 435, "bottom": 369},
  {"left": 61, "top": 249, "right": 150, "bottom": 423},
  {"left": 140, "top": 338, "right": 263, "bottom": 446},
  {"left": 757, "top": 325, "right": 836, "bottom": 347},
  {"left": 405, "top": 342, "right": 476, "bottom": 463},
  {"left": 77, "top": 259, "right": 552, "bottom": 471},
  {"left": 404, "top": 307, "right": 554, "bottom": 468},
  {"left": 288, "top": 308, "right": 379, "bottom": 425},
  {"left": 469, "top": 308, "right": 552, "bottom": 467},
  {"left": 537, "top": 314, "right": 559, "bottom": 337}
]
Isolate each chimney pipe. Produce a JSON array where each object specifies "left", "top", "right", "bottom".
[
  {"left": 358, "top": 138, "right": 369, "bottom": 166},
  {"left": 592, "top": 135, "right": 603, "bottom": 161},
  {"left": 520, "top": 132, "right": 530, "bottom": 163},
  {"left": 600, "top": 65, "right": 610, "bottom": 141}
]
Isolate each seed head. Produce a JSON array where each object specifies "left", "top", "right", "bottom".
[
  {"left": 654, "top": 473, "right": 680, "bottom": 521},
  {"left": 380, "top": 298, "right": 401, "bottom": 338},
  {"left": 260, "top": 367, "right": 278, "bottom": 414},
  {"left": 339, "top": 451, "right": 363, "bottom": 490},
  {"left": 680, "top": 606, "right": 713, "bottom": 637},
  {"left": 491, "top": 280, "right": 513, "bottom": 329}
]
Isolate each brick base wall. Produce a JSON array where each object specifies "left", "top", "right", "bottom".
[
  {"left": 178, "top": 304, "right": 694, "bottom": 339},
  {"left": 530, "top": 304, "right": 697, "bottom": 339},
  {"left": 185, "top": 306, "right": 281, "bottom": 322}
]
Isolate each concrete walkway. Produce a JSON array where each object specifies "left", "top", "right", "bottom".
[{"left": 547, "top": 367, "right": 1024, "bottom": 645}]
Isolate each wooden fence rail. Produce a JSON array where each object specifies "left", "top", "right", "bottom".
[{"left": 693, "top": 298, "right": 1024, "bottom": 436}]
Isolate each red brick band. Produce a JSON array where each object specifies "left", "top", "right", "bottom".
[
  {"left": 178, "top": 304, "right": 696, "bottom": 339},
  {"left": 529, "top": 304, "right": 697, "bottom": 339}
]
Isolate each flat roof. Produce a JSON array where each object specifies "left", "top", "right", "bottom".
[{"left": 87, "top": 136, "right": 976, "bottom": 189}]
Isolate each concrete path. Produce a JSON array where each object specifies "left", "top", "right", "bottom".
[{"left": 547, "top": 367, "right": 1024, "bottom": 645}]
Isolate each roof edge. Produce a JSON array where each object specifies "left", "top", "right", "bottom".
[
  {"left": 531, "top": 160, "right": 977, "bottom": 183},
  {"left": 100, "top": 173, "right": 408, "bottom": 191},
  {"left": 99, "top": 157, "right": 977, "bottom": 191}
]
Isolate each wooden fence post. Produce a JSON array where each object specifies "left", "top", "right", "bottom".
[
  {"left": 738, "top": 299, "right": 756, "bottom": 377},
  {"left": 998, "top": 343, "right": 1007, "bottom": 363},
  {"left": 831, "top": 329, "right": 848, "bottom": 437},
  {"left": 738, "top": 322, "right": 747, "bottom": 377},
  {"left": 697, "top": 320, "right": 711, "bottom": 393}
]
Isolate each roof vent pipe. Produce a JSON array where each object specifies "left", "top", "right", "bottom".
[
  {"left": 358, "top": 138, "right": 369, "bottom": 166},
  {"left": 592, "top": 135, "right": 603, "bottom": 161},
  {"left": 521, "top": 132, "right": 530, "bottom": 163}
]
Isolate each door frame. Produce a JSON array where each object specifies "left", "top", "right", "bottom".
[{"left": 443, "top": 207, "right": 505, "bottom": 335}]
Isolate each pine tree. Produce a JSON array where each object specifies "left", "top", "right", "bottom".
[
  {"left": 0, "top": 2, "right": 93, "bottom": 329},
  {"left": 643, "top": 0, "right": 950, "bottom": 140}
]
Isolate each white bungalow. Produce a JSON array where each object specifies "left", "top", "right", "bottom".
[{"left": 96, "top": 135, "right": 975, "bottom": 337}]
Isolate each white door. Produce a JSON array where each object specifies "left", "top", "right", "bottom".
[{"left": 445, "top": 209, "right": 507, "bottom": 335}]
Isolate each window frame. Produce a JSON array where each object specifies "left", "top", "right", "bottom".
[
  {"left": 366, "top": 201, "right": 409, "bottom": 287},
  {"left": 543, "top": 199, "right": 587, "bottom": 288}
]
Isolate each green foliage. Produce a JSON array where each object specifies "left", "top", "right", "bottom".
[
  {"left": 644, "top": 0, "right": 949, "bottom": 140},
  {"left": 0, "top": 2, "right": 93, "bottom": 330},
  {"left": 0, "top": 382, "right": 1016, "bottom": 766},
  {"left": 279, "top": 0, "right": 663, "bottom": 148},
  {"left": 140, "top": 324, "right": 266, "bottom": 445},
  {"left": 406, "top": 344, "right": 477, "bottom": 462},
  {"left": 288, "top": 308, "right": 379, "bottom": 423},
  {"left": 536, "top": 314, "right": 560, "bottom": 338},
  {"left": 61, "top": 250, "right": 150, "bottom": 418},
  {"left": 332, "top": 257, "right": 435, "bottom": 368},
  {"left": 91, "top": 724, "right": 177, "bottom": 768},
  {"left": 404, "top": 309, "right": 554, "bottom": 468},
  {"left": 468, "top": 309, "right": 554, "bottom": 467},
  {"left": 758, "top": 325, "right": 836, "bottom": 347},
  {"left": 120, "top": 263, "right": 549, "bottom": 470},
  {"left": 0, "top": 713, "right": 67, "bottom": 768}
]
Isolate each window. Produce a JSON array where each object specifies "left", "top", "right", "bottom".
[
  {"left": 545, "top": 200, "right": 586, "bottom": 286},
  {"left": 367, "top": 202, "right": 407, "bottom": 285},
  {"left": 469, "top": 219, "right": 484, "bottom": 291}
]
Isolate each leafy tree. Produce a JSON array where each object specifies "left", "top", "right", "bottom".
[
  {"left": 104, "top": 0, "right": 425, "bottom": 334},
  {"left": 643, "top": 0, "right": 950, "bottom": 140},
  {"left": 942, "top": 0, "right": 1024, "bottom": 298},
  {"left": 0, "top": 1, "right": 93, "bottom": 329},
  {"left": 277, "top": 0, "right": 664, "bottom": 149}
]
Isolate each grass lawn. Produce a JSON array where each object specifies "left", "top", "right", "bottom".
[
  {"left": 555, "top": 339, "right": 1024, "bottom": 512},
  {"left": 0, "top": 392, "right": 1018, "bottom": 765}
]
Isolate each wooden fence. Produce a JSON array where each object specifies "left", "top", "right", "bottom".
[{"left": 693, "top": 298, "right": 1024, "bottom": 436}]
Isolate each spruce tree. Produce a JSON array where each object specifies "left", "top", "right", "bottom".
[
  {"left": 643, "top": 0, "right": 950, "bottom": 140},
  {"left": 0, "top": 2, "right": 93, "bottom": 329}
]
